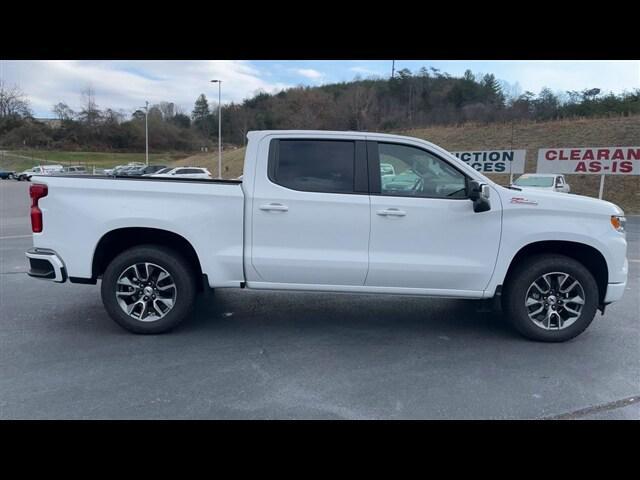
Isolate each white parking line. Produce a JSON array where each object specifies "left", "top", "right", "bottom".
[{"left": 0, "top": 235, "right": 32, "bottom": 240}]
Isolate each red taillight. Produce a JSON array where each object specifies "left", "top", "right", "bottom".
[{"left": 29, "top": 183, "right": 48, "bottom": 233}]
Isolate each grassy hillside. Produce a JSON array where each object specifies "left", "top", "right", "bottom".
[
  {"left": 186, "top": 116, "right": 640, "bottom": 212},
  {"left": 397, "top": 115, "right": 640, "bottom": 213},
  {"left": 171, "top": 146, "right": 246, "bottom": 178},
  {"left": 2, "top": 115, "right": 638, "bottom": 212}
]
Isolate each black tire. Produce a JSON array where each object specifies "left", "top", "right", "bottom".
[
  {"left": 8, "top": 173, "right": 15, "bottom": 180},
  {"left": 101, "top": 244, "right": 197, "bottom": 334},
  {"left": 502, "top": 254, "right": 599, "bottom": 342}
]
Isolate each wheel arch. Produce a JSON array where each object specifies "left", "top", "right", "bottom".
[
  {"left": 502, "top": 240, "right": 608, "bottom": 306},
  {"left": 91, "top": 227, "right": 205, "bottom": 291}
]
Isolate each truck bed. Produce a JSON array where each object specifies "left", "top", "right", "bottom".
[{"left": 31, "top": 175, "right": 246, "bottom": 288}]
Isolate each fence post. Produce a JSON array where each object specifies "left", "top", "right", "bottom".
[{"left": 598, "top": 174, "right": 605, "bottom": 200}]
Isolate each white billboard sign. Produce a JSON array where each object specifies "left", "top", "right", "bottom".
[
  {"left": 451, "top": 150, "right": 526, "bottom": 174},
  {"left": 537, "top": 147, "right": 640, "bottom": 175}
]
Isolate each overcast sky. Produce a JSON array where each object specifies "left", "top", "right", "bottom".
[{"left": 1, "top": 60, "right": 638, "bottom": 118}]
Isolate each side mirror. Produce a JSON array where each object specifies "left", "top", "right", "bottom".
[{"left": 468, "top": 180, "right": 491, "bottom": 213}]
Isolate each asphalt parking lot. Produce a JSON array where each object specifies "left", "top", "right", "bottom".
[{"left": 1, "top": 180, "right": 638, "bottom": 419}]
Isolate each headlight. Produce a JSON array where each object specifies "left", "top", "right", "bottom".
[{"left": 611, "top": 215, "right": 626, "bottom": 233}]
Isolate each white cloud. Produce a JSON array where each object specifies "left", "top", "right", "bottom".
[
  {"left": 0, "top": 60, "right": 291, "bottom": 118},
  {"left": 349, "top": 66, "right": 383, "bottom": 76},
  {"left": 490, "top": 60, "right": 640, "bottom": 96},
  {"left": 295, "top": 68, "right": 323, "bottom": 80}
]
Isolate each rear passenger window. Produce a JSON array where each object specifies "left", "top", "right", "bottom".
[{"left": 270, "top": 139, "right": 355, "bottom": 193}]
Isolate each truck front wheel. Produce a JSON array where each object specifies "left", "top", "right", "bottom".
[
  {"left": 101, "top": 245, "right": 197, "bottom": 334},
  {"left": 502, "top": 254, "right": 599, "bottom": 342}
]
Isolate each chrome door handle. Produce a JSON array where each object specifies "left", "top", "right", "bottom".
[
  {"left": 260, "top": 203, "right": 289, "bottom": 212},
  {"left": 376, "top": 208, "right": 406, "bottom": 217}
]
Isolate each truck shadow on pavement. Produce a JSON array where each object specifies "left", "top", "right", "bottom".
[{"left": 180, "top": 288, "right": 517, "bottom": 340}]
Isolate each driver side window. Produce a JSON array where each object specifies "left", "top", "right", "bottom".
[{"left": 378, "top": 143, "right": 467, "bottom": 198}]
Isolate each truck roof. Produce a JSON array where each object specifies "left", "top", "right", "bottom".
[{"left": 247, "top": 129, "right": 423, "bottom": 141}]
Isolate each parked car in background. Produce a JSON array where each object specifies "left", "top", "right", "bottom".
[
  {"left": 17, "top": 164, "right": 64, "bottom": 181},
  {"left": 513, "top": 174, "right": 571, "bottom": 193},
  {"left": 59, "top": 166, "right": 89, "bottom": 175},
  {"left": 0, "top": 169, "right": 16, "bottom": 180},
  {"left": 143, "top": 167, "right": 172, "bottom": 177},
  {"left": 104, "top": 162, "right": 145, "bottom": 176},
  {"left": 110, "top": 165, "right": 140, "bottom": 176},
  {"left": 122, "top": 165, "right": 167, "bottom": 176},
  {"left": 151, "top": 167, "right": 212, "bottom": 179},
  {"left": 380, "top": 162, "right": 396, "bottom": 177}
]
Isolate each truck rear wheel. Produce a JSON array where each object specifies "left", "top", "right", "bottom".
[
  {"left": 502, "top": 254, "right": 599, "bottom": 342},
  {"left": 101, "top": 245, "right": 197, "bottom": 334}
]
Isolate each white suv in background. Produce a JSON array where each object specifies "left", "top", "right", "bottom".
[
  {"left": 17, "top": 164, "right": 64, "bottom": 181},
  {"left": 151, "top": 167, "right": 212, "bottom": 179},
  {"left": 513, "top": 174, "right": 571, "bottom": 193}
]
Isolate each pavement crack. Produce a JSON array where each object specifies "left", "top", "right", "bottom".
[{"left": 539, "top": 395, "right": 640, "bottom": 420}]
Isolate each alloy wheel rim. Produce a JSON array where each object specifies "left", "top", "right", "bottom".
[
  {"left": 115, "top": 262, "right": 177, "bottom": 322},
  {"left": 525, "top": 271, "right": 585, "bottom": 330}
]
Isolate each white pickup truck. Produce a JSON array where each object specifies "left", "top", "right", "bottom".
[{"left": 25, "top": 130, "right": 628, "bottom": 342}]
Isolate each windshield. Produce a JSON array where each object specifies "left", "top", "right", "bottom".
[{"left": 514, "top": 176, "right": 555, "bottom": 187}]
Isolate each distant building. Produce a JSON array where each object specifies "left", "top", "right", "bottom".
[{"left": 34, "top": 118, "right": 62, "bottom": 129}]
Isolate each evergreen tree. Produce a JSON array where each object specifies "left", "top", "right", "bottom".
[
  {"left": 481, "top": 74, "right": 505, "bottom": 106},
  {"left": 192, "top": 94, "right": 210, "bottom": 134}
]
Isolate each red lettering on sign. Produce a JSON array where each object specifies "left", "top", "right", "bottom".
[
  {"left": 597, "top": 149, "right": 609, "bottom": 160},
  {"left": 612, "top": 149, "right": 625, "bottom": 160},
  {"left": 570, "top": 149, "right": 580, "bottom": 160},
  {"left": 620, "top": 161, "right": 633, "bottom": 173},
  {"left": 559, "top": 150, "right": 569, "bottom": 160},
  {"left": 583, "top": 150, "right": 594, "bottom": 160},
  {"left": 629, "top": 149, "right": 640, "bottom": 160},
  {"left": 575, "top": 162, "right": 587, "bottom": 172},
  {"left": 589, "top": 162, "right": 601, "bottom": 173},
  {"left": 545, "top": 150, "right": 557, "bottom": 160}
]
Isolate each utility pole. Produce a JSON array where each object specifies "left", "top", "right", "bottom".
[
  {"left": 138, "top": 102, "right": 150, "bottom": 166},
  {"left": 391, "top": 60, "right": 395, "bottom": 79},
  {"left": 211, "top": 80, "right": 222, "bottom": 179},
  {"left": 144, "top": 101, "right": 149, "bottom": 166}
]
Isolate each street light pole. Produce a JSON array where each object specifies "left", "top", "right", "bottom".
[
  {"left": 211, "top": 80, "right": 222, "bottom": 179},
  {"left": 144, "top": 101, "right": 149, "bottom": 166}
]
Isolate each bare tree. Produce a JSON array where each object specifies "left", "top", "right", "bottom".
[
  {"left": 78, "top": 86, "right": 101, "bottom": 126},
  {"left": 0, "top": 80, "right": 32, "bottom": 118},
  {"left": 157, "top": 101, "right": 176, "bottom": 120},
  {"left": 52, "top": 102, "right": 75, "bottom": 122},
  {"left": 347, "top": 84, "right": 377, "bottom": 130},
  {"left": 103, "top": 108, "right": 124, "bottom": 124}
]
